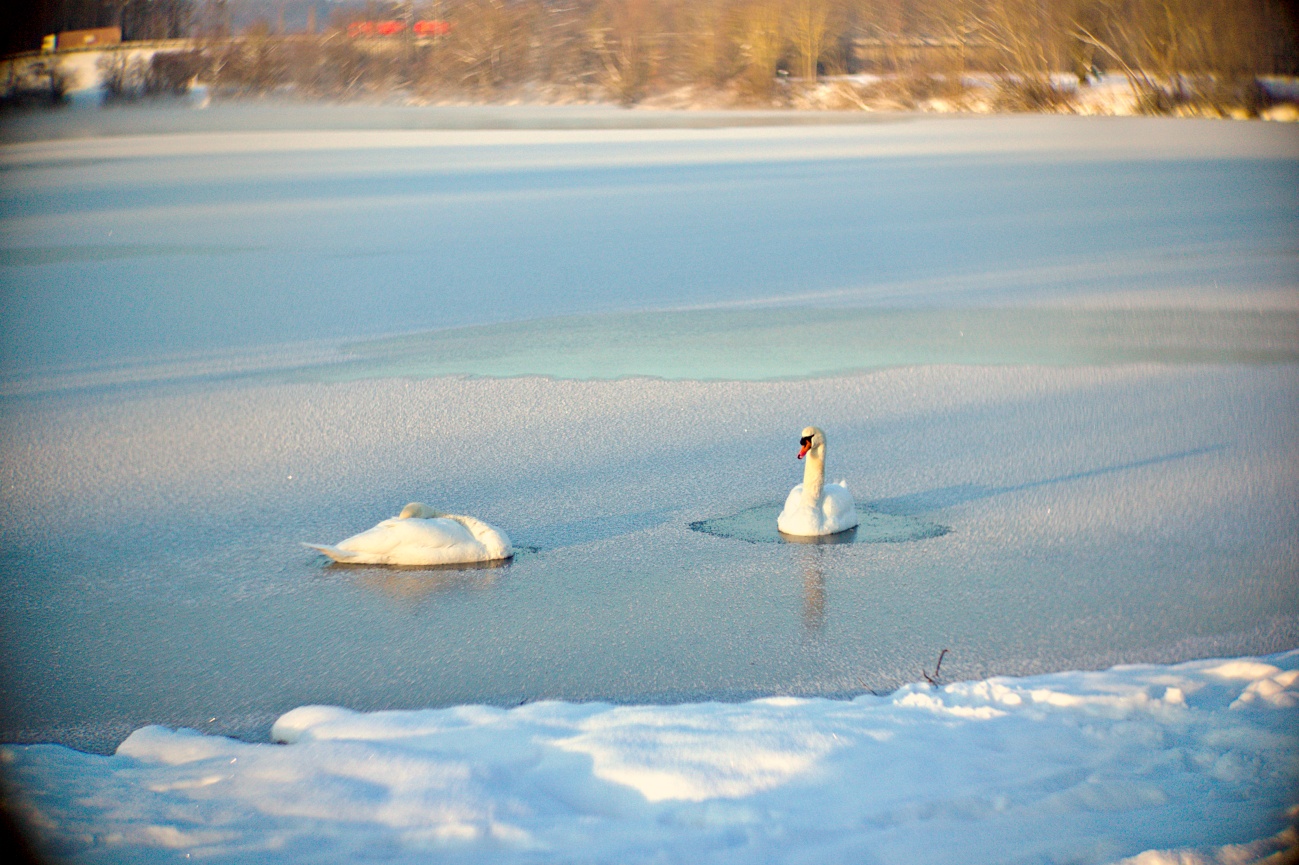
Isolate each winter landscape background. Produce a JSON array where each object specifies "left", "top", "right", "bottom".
[{"left": 0, "top": 102, "right": 1296, "bottom": 862}]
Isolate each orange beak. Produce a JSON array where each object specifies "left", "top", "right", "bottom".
[{"left": 797, "top": 442, "right": 811, "bottom": 460}]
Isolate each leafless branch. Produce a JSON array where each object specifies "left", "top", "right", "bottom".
[{"left": 922, "top": 648, "right": 949, "bottom": 686}]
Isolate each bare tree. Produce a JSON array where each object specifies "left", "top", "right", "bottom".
[
  {"left": 99, "top": 50, "right": 148, "bottom": 99},
  {"left": 445, "top": 0, "right": 523, "bottom": 89},
  {"left": 787, "top": 0, "right": 834, "bottom": 80},
  {"left": 587, "top": 0, "right": 660, "bottom": 103},
  {"left": 119, "top": 0, "right": 195, "bottom": 40},
  {"left": 677, "top": 0, "right": 739, "bottom": 88},
  {"left": 193, "top": 0, "right": 231, "bottom": 38},
  {"left": 735, "top": 0, "right": 785, "bottom": 97}
]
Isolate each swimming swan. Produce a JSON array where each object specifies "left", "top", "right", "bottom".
[
  {"left": 777, "top": 426, "right": 859, "bottom": 537},
  {"left": 305, "top": 502, "right": 513, "bottom": 566}
]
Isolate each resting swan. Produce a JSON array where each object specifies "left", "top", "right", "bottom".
[
  {"left": 305, "top": 502, "right": 513, "bottom": 566},
  {"left": 777, "top": 426, "right": 859, "bottom": 537}
]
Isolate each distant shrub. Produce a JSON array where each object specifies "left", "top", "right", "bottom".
[
  {"left": 855, "top": 74, "right": 967, "bottom": 110},
  {"left": 1130, "top": 75, "right": 1274, "bottom": 117},
  {"left": 206, "top": 37, "right": 288, "bottom": 96},
  {"left": 146, "top": 51, "right": 204, "bottom": 97},
  {"left": 1198, "top": 76, "right": 1273, "bottom": 117},
  {"left": 99, "top": 52, "right": 148, "bottom": 101},
  {"left": 994, "top": 77, "right": 1075, "bottom": 113},
  {"left": 0, "top": 60, "right": 67, "bottom": 108}
]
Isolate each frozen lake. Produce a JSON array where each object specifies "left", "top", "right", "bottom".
[{"left": 0, "top": 107, "right": 1296, "bottom": 754}]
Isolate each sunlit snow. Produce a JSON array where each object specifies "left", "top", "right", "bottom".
[{"left": 4, "top": 652, "right": 1296, "bottom": 863}]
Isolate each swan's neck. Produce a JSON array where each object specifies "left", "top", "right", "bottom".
[{"left": 801, "top": 448, "right": 825, "bottom": 505}]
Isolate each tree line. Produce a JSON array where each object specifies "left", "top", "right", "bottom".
[{"left": 8, "top": 1, "right": 1298, "bottom": 112}]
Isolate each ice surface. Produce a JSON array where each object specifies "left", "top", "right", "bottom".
[
  {"left": 1, "top": 366, "right": 1295, "bottom": 754},
  {"left": 1, "top": 113, "right": 1296, "bottom": 389},
  {"left": 3, "top": 651, "right": 1296, "bottom": 864}
]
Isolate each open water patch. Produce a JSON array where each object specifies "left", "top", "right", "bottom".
[
  {"left": 318, "top": 307, "right": 1299, "bottom": 384},
  {"left": 20, "top": 305, "right": 1281, "bottom": 400},
  {"left": 689, "top": 503, "right": 951, "bottom": 545}
]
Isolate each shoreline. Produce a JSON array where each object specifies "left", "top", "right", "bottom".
[{"left": 3, "top": 83, "right": 1298, "bottom": 146}]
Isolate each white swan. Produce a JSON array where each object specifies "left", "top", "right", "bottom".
[
  {"left": 777, "top": 426, "right": 859, "bottom": 537},
  {"left": 305, "top": 502, "right": 513, "bottom": 566}
]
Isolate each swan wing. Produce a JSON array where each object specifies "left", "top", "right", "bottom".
[
  {"left": 441, "top": 514, "right": 513, "bottom": 560},
  {"left": 778, "top": 484, "right": 820, "bottom": 535},
  {"left": 394, "top": 517, "right": 479, "bottom": 549},
  {"left": 822, "top": 483, "right": 860, "bottom": 532},
  {"left": 321, "top": 518, "right": 475, "bottom": 565},
  {"left": 778, "top": 482, "right": 859, "bottom": 536},
  {"left": 309, "top": 515, "right": 511, "bottom": 566}
]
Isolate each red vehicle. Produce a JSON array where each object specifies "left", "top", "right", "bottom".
[
  {"left": 346, "top": 19, "right": 451, "bottom": 38},
  {"left": 414, "top": 20, "right": 451, "bottom": 36}
]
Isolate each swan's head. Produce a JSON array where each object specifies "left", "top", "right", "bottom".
[
  {"left": 399, "top": 502, "right": 445, "bottom": 519},
  {"left": 797, "top": 426, "right": 825, "bottom": 460}
]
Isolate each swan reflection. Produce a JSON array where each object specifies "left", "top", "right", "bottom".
[
  {"left": 800, "top": 549, "right": 826, "bottom": 633},
  {"left": 339, "top": 558, "right": 510, "bottom": 606},
  {"left": 777, "top": 525, "right": 858, "bottom": 545}
]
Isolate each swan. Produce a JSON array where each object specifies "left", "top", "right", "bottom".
[
  {"left": 305, "top": 502, "right": 513, "bottom": 566},
  {"left": 777, "top": 426, "right": 859, "bottom": 537}
]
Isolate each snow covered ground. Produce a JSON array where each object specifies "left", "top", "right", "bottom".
[
  {"left": 1, "top": 109, "right": 1296, "bottom": 861},
  {"left": 4, "top": 651, "right": 1297, "bottom": 864}
]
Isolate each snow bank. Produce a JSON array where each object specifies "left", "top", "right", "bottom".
[{"left": 4, "top": 652, "right": 1296, "bottom": 864}]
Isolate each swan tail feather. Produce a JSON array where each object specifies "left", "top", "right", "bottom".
[{"left": 302, "top": 542, "right": 359, "bottom": 562}]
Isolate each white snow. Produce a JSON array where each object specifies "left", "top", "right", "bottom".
[{"left": 4, "top": 651, "right": 1296, "bottom": 864}]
